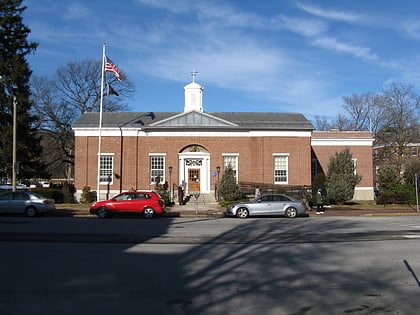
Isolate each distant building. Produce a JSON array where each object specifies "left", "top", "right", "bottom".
[{"left": 72, "top": 77, "right": 374, "bottom": 201}]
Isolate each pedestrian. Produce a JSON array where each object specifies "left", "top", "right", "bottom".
[
  {"left": 301, "top": 185, "right": 311, "bottom": 211},
  {"left": 255, "top": 186, "right": 261, "bottom": 197},
  {"left": 178, "top": 185, "right": 184, "bottom": 205},
  {"left": 316, "top": 188, "right": 324, "bottom": 214}
]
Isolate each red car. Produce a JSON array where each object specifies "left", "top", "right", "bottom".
[{"left": 90, "top": 190, "right": 165, "bottom": 219}]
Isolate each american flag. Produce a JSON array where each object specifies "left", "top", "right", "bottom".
[{"left": 105, "top": 56, "right": 122, "bottom": 81}]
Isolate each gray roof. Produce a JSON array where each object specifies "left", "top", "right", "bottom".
[{"left": 72, "top": 111, "right": 314, "bottom": 131}]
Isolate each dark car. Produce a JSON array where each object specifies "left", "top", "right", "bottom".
[
  {"left": 90, "top": 190, "right": 166, "bottom": 219},
  {"left": 0, "top": 191, "right": 55, "bottom": 217},
  {"left": 226, "top": 194, "right": 307, "bottom": 218}
]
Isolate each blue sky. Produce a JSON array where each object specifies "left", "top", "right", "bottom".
[{"left": 23, "top": 0, "right": 420, "bottom": 120}]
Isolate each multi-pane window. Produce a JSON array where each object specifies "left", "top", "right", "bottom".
[
  {"left": 223, "top": 155, "right": 238, "bottom": 181},
  {"left": 150, "top": 155, "right": 164, "bottom": 184},
  {"left": 274, "top": 154, "right": 288, "bottom": 184},
  {"left": 99, "top": 155, "right": 113, "bottom": 184}
]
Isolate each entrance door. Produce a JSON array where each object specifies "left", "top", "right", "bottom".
[{"left": 188, "top": 169, "right": 200, "bottom": 192}]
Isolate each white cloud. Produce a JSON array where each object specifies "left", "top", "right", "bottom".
[
  {"left": 312, "top": 37, "right": 378, "bottom": 61},
  {"left": 402, "top": 19, "right": 420, "bottom": 40},
  {"left": 63, "top": 2, "right": 89, "bottom": 20},
  {"left": 295, "top": 1, "right": 363, "bottom": 22},
  {"left": 280, "top": 15, "right": 328, "bottom": 37}
]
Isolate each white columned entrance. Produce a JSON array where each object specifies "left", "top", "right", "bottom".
[{"left": 178, "top": 152, "right": 211, "bottom": 194}]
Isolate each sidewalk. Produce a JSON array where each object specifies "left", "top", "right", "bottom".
[{"left": 54, "top": 203, "right": 420, "bottom": 218}]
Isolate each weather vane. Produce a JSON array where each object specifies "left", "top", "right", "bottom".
[{"left": 191, "top": 69, "right": 198, "bottom": 82}]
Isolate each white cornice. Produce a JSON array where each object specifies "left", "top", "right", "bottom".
[
  {"left": 311, "top": 138, "right": 374, "bottom": 146},
  {"left": 73, "top": 128, "right": 312, "bottom": 138}
]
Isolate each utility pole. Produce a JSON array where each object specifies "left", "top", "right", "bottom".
[{"left": 12, "top": 96, "right": 17, "bottom": 192}]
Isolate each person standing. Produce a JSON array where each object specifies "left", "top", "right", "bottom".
[
  {"left": 255, "top": 186, "right": 261, "bottom": 198},
  {"left": 316, "top": 189, "right": 324, "bottom": 214},
  {"left": 301, "top": 185, "right": 311, "bottom": 211},
  {"left": 178, "top": 185, "right": 184, "bottom": 205}
]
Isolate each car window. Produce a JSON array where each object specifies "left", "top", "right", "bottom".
[
  {"left": 283, "top": 195, "right": 293, "bottom": 201},
  {"left": 0, "top": 193, "right": 13, "bottom": 200},
  {"left": 273, "top": 195, "right": 288, "bottom": 202},
  {"left": 136, "top": 193, "right": 151, "bottom": 199},
  {"left": 28, "top": 192, "right": 44, "bottom": 199},
  {"left": 132, "top": 193, "right": 145, "bottom": 200},
  {"left": 259, "top": 196, "right": 273, "bottom": 202},
  {"left": 14, "top": 193, "right": 29, "bottom": 200},
  {"left": 115, "top": 193, "right": 130, "bottom": 201}
]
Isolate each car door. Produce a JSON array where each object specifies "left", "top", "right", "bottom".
[
  {"left": 129, "top": 193, "right": 146, "bottom": 212},
  {"left": 111, "top": 193, "right": 133, "bottom": 212},
  {"left": 10, "top": 192, "right": 29, "bottom": 214},
  {"left": 0, "top": 192, "right": 14, "bottom": 213},
  {"left": 270, "top": 195, "right": 288, "bottom": 215},
  {"left": 249, "top": 195, "right": 273, "bottom": 215}
]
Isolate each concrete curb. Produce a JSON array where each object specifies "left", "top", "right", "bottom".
[{"left": 55, "top": 209, "right": 419, "bottom": 218}]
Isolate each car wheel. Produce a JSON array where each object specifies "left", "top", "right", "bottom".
[
  {"left": 285, "top": 207, "right": 297, "bottom": 218},
  {"left": 143, "top": 207, "right": 155, "bottom": 219},
  {"left": 96, "top": 206, "right": 108, "bottom": 218},
  {"left": 236, "top": 208, "right": 249, "bottom": 218},
  {"left": 25, "top": 206, "right": 37, "bottom": 217}
]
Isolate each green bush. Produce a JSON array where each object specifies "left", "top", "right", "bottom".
[
  {"left": 80, "top": 186, "right": 95, "bottom": 204},
  {"left": 218, "top": 165, "right": 243, "bottom": 201},
  {"left": 275, "top": 186, "right": 287, "bottom": 194},
  {"left": 325, "top": 148, "right": 361, "bottom": 204},
  {"left": 51, "top": 182, "right": 76, "bottom": 203},
  {"left": 219, "top": 198, "right": 250, "bottom": 208},
  {"left": 376, "top": 182, "right": 415, "bottom": 205},
  {"left": 32, "top": 188, "right": 64, "bottom": 203}
]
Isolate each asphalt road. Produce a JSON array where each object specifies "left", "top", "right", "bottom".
[{"left": 1, "top": 216, "right": 420, "bottom": 315}]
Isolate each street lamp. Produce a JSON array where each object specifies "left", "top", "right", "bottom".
[
  {"left": 168, "top": 166, "right": 173, "bottom": 203},
  {"left": 118, "top": 112, "right": 155, "bottom": 192},
  {"left": 106, "top": 174, "right": 112, "bottom": 199}
]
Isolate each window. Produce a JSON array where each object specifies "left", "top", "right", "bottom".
[
  {"left": 150, "top": 155, "right": 165, "bottom": 184},
  {"left": 412, "top": 147, "right": 418, "bottom": 156},
  {"left": 99, "top": 155, "right": 113, "bottom": 184},
  {"left": 352, "top": 158, "right": 357, "bottom": 175},
  {"left": 223, "top": 154, "right": 238, "bottom": 181},
  {"left": 274, "top": 154, "right": 288, "bottom": 184}
]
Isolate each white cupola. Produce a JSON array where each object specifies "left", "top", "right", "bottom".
[{"left": 184, "top": 70, "right": 203, "bottom": 112}]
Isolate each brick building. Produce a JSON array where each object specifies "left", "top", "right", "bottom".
[{"left": 72, "top": 78, "right": 374, "bottom": 201}]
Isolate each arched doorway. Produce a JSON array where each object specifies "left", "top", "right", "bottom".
[{"left": 178, "top": 145, "right": 211, "bottom": 194}]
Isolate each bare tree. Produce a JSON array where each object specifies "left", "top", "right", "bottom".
[
  {"left": 313, "top": 115, "right": 332, "bottom": 131},
  {"left": 30, "top": 59, "right": 135, "bottom": 180},
  {"left": 330, "top": 113, "right": 353, "bottom": 131},
  {"left": 324, "top": 83, "right": 419, "bottom": 189},
  {"left": 376, "top": 83, "right": 420, "bottom": 176},
  {"left": 341, "top": 93, "right": 385, "bottom": 132}
]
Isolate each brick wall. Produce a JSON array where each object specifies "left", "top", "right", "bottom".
[
  {"left": 74, "top": 131, "right": 374, "bottom": 200},
  {"left": 74, "top": 134, "right": 312, "bottom": 197},
  {"left": 311, "top": 131, "right": 374, "bottom": 200}
]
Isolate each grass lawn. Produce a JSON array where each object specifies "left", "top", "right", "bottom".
[{"left": 329, "top": 200, "right": 418, "bottom": 211}]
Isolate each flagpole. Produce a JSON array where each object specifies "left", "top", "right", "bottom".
[{"left": 97, "top": 43, "right": 106, "bottom": 201}]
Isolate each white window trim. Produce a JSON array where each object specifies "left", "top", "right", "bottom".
[
  {"left": 149, "top": 154, "right": 166, "bottom": 184},
  {"left": 99, "top": 153, "right": 115, "bottom": 185},
  {"left": 273, "top": 153, "right": 289, "bottom": 185},
  {"left": 222, "top": 153, "right": 239, "bottom": 183}
]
